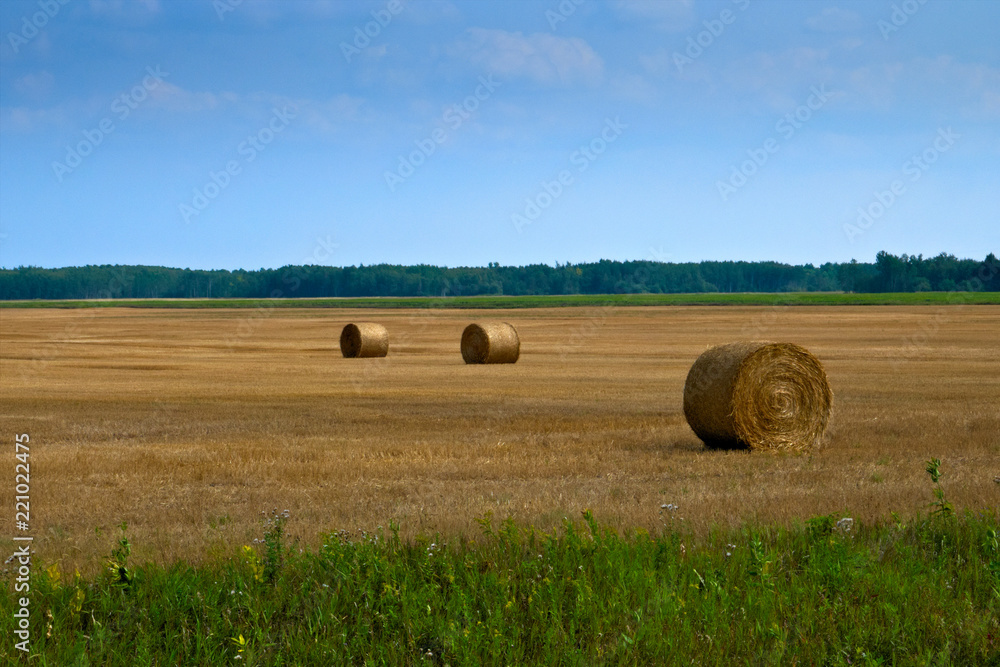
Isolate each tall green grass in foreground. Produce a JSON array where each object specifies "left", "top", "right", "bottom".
[{"left": 3, "top": 473, "right": 999, "bottom": 665}]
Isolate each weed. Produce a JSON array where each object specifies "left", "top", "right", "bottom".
[
  {"left": 252, "top": 508, "right": 290, "bottom": 584},
  {"left": 806, "top": 514, "right": 836, "bottom": 540},
  {"left": 106, "top": 522, "right": 132, "bottom": 588},
  {"left": 926, "top": 458, "right": 955, "bottom": 517}
]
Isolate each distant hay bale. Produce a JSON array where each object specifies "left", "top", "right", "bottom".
[
  {"left": 683, "top": 341, "right": 832, "bottom": 452},
  {"left": 340, "top": 323, "right": 389, "bottom": 358},
  {"left": 461, "top": 322, "right": 520, "bottom": 364}
]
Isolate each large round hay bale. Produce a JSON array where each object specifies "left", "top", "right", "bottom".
[
  {"left": 340, "top": 323, "right": 389, "bottom": 358},
  {"left": 683, "top": 341, "right": 832, "bottom": 452},
  {"left": 461, "top": 322, "right": 520, "bottom": 364}
]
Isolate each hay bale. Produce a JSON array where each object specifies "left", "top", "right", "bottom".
[
  {"left": 461, "top": 322, "right": 520, "bottom": 364},
  {"left": 340, "top": 323, "right": 389, "bottom": 358},
  {"left": 683, "top": 341, "right": 832, "bottom": 452}
]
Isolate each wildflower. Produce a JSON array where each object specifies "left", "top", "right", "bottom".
[
  {"left": 231, "top": 634, "right": 248, "bottom": 658},
  {"left": 836, "top": 517, "right": 854, "bottom": 533}
]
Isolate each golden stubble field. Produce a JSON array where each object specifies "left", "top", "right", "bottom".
[{"left": 1, "top": 305, "right": 998, "bottom": 573}]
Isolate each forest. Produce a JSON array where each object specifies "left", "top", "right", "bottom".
[{"left": 1, "top": 252, "right": 997, "bottom": 300}]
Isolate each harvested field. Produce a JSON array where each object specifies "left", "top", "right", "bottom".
[{"left": 1, "top": 305, "right": 998, "bottom": 573}]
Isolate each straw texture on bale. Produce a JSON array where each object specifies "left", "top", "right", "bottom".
[
  {"left": 340, "top": 323, "right": 389, "bottom": 358},
  {"left": 683, "top": 341, "right": 832, "bottom": 452},
  {"left": 461, "top": 322, "right": 520, "bottom": 364}
]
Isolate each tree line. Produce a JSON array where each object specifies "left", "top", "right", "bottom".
[{"left": 1, "top": 252, "right": 997, "bottom": 300}]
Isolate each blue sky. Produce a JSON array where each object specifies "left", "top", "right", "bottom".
[{"left": 1, "top": 0, "right": 997, "bottom": 270}]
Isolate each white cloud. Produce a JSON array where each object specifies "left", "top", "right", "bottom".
[
  {"left": 0, "top": 105, "right": 69, "bottom": 133},
  {"left": 13, "top": 71, "right": 55, "bottom": 101},
  {"left": 909, "top": 56, "right": 1000, "bottom": 118},
  {"left": 637, "top": 48, "right": 700, "bottom": 80},
  {"left": 0, "top": 85, "right": 348, "bottom": 135},
  {"left": 838, "top": 56, "right": 1000, "bottom": 117},
  {"left": 804, "top": 7, "right": 862, "bottom": 33},
  {"left": 146, "top": 82, "right": 226, "bottom": 113},
  {"left": 634, "top": 39, "right": 999, "bottom": 121},
  {"left": 295, "top": 94, "right": 366, "bottom": 134},
  {"left": 984, "top": 90, "right": 1000, "bottom": 116},
  {"left": 222, "top": 0, "right": 441, "bottom": 26},
  {"left": 608, "top": 72, "right": 659, "bottom": 104},
  {"left": 145, "top": 86, "right": 365, "bottom": 131},
  {"left": 88, "top": 0, "right": 161, "bottom": 17},
  {"left": 612, "top": 0, "right": 694, "bottom": 32},
  {"left": 450, "top": 28, "right": 604, "bottom": 86}
]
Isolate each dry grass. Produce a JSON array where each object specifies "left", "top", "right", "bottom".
[{"left": 1, "top": 305, "right": 998, "bottom": 574}]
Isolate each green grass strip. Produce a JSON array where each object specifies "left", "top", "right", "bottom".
[{"left": 2, "top": 291, "right": 999, "bottom": 309}]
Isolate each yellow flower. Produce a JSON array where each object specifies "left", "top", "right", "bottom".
[
  {"left": 69, "top": 588, "right": 85, "bottom": 616},
  {"left": 231, "top": 634, "right": 247, "bottom": 654},
  {"left": 242, "top": 545, "right": 263, "bottom": 582}
]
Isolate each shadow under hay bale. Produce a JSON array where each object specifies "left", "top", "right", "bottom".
[
  {"left": 340, "top": 323, "right": 389, "bottom": 358},
  {"left": 683, "top": 341, "right": 832, "bottom": 453},
  {"left": 461, "top": 322, "right": 520, "bottom": 364}
]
